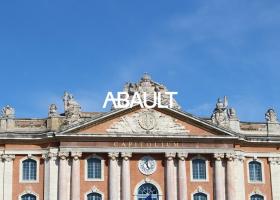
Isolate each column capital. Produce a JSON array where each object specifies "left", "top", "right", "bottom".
[
  {"left": 121, "top": 152, "right": 132, "bottom": 160},
  {"left": 165, "top": 152, "right": 176, "bottom": 160},
  {"left": 269, "top": 157, "right": 280, "bottom": 165},
  {"left": 71, "top": 152, "right": 82, "bottom": 160},
  {"left": 58, "top": 152, "right": 69, "bottom": 160},
  {"left": 2, "top": 154, "right": 15, "bottom": 162},
  {"left": 226, "top": 153, "right": 245, "bottom": 162},
  {"left": 42, "top": 152, "right": 58, "bottom": 161},
  {"left": 214, "top": 153, "right": 225, "bottom": 161},
  {"left": 108, "top": 152, "right": 119, "bottom": 160},
  {"left": 177, "top": 152, "right": 188, "bottom": 160}
]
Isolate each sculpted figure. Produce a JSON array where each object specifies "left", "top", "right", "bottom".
[
  {"left": 63, "top": 91, "right": 81, "bottom": 125},
  {"left": 1, "top": 105, "right": 15, "bottom": 118},
  {"left": 265, "top": 108, "right": 278, "bottom": 123},
  {"left": 211, "top": 97, "right": 230, "bottom": 126},
  {"left": 118, "top": 73, "right": 181, "bottom": 110},
  {"left": 48, "top": 104, "right": 58, "bottom": 117}
]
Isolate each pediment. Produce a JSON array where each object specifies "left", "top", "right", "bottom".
[
  {"left": 59, "top": 106, "right": 239, "bottom": 138},
  {"left": 106, "top": 108, "right": 188, "bottom": 134}
]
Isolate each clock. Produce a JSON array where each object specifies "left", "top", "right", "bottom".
[{"left": 138, "top": 156, "right": 157, "bottom": 175}]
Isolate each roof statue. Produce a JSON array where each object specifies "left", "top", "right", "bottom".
[
  {"left": 119, "top": 73, "right": 181, "bottom": 110},
  {"left": 48, "top": 104, "right": 58, "bottom": 117},
  {"left": 211, "top": 96, "right": 238, "bottom": 128},
  {"left": 1, "top": 105, "right": 15, "bottom": 119},
  {"left": 265, "top": 108, "right": 278, "bottom": 123},
  {"left": 63, "top": 91, "right": 81, "bottom": 125}
]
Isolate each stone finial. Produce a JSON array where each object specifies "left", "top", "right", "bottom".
[
  {"left": 48, "top": 104, "right": 58, "bottom": 117},
  {"left": 1, "top": 105, "right": 15, "bottom": 118},
  {"left": 265, "top": 108, "right": 278, "bottom": 123},
  {"left": 63, "top": 91, "right": 81, "bottom": 125}
]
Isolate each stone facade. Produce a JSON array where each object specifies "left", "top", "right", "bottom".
[{"left": 0, "top": 74, "right": 279, "bottom": 200}]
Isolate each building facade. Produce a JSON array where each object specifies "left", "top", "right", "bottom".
[{"left": 0, "top": 74, "right": 279, "bottom": 200}]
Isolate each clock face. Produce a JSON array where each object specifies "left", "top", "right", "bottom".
[{"left": 138, "top": 156, "right": 157, "bottom": 175}]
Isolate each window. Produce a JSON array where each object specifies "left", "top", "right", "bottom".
[
  {"left": 87, "top": 157, "right": 102, "bottom": 179},
  {"left": 21, "top": 194, "right": 36, "bottom": 200},
  {"left": 193, "top": 193, "right": 207, "bottom": 200},
  {"left": 250, "top": 194, "right": 264, "bottom": 200},
  {"left": 249, "top": 161, "right": 262, "bottom": 182},
  {"left": 137, "top": 183, "right": 159, "bottom": 200},
  {"left": 87, "top": 193, "right": 102, "bottom": 200},
  {"left": 22, "top": 159, "right": 37, "bottom": 181},
  {"left": 192, "top": 159, "right": 206, "bottom": 180}
]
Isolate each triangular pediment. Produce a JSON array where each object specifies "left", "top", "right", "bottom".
[{"left": 59, "top": 106, "right": 239, "bottom": 138}]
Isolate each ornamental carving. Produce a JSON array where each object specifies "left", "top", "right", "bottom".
[
  {"left": 113, "top": 73, "right": 181, "bottom": 110},
  {"left": 107, "top": 109, "right": 188, "bottom": 134}
]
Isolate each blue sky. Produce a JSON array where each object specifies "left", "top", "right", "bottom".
[{"left": 0, "top": 0, "right": 280, "bottom": 122}]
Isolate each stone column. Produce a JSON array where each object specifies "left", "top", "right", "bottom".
[
  {"left": 214, "top": 153, "right": 225, "bottom": 200},
  {"left": 109, "top": 152, "right": 119, "bottom": 200},
  {"left": 165, "top": 152, "right": 176, "bottom": 200},
  {"left": 43, "top": 152, "right": 59, "bottom": 200},
  {"left": 121, "top": 152, "right": 132, "bottom": 200},
  {"left": 3, "top": 154, "right": 15, "bottom": 200},
  {"left": 58, "top": 152, "right": 69, "bottom": 200},
  {"left": 177, "top": 153, "right": 188, "bottom": 200},
  {"left": 226, "top": 153, "right": 245, "bottom": 200},
  {"left": 269, "top": 157, "right": 280, "bottom": 200},
  {"left": 71, "top": 152, "right": 82, "bottom": 200}
]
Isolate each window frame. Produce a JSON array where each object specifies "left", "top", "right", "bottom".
[
  {"left": 190, "top": 155, "right": 209, "bottom": 182},
  {"left": 19, "top": 156, "right": 40, "bottom": 183},
  {"left": 85, "top": 155, "right": 104, "bottom": 181},
  {"left": 249, "top": 191, "right": 266, "bottom": 200},
  {"left": 84, "top": 186, "right": 104, "bottom": 200},
  {"left": 18, "top": 191, "right": 39, "bottom": 200},
  {"left": 191, "top": 187, "right": 209, "bottom": 200},
  {"left": 247, "top": 158, "right": 265, "bottom": 184}
]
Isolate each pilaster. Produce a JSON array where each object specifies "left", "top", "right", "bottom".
[
  {"left": 71, "top": 152, "right": 82, "bottom": 200},
  {"left": 58, "top": 152, "right": 70, "bottom": 200},
  {"left": 165, "top": 152, "right": 176, "bottom": 200},
  {"left": 3, "top": 154, "right": 15, "bottom": 200},
  {"left": 121, "top": 152, "right": 132, "bottom": 200},
  {"left": 269, "top": 157, "right": 280, "bottom": 200},
  {"left": 109, "top": 152, "right": 119, "bottom": 200},
  {"left": 214, "top": 153, "right": 225, "bottom": 200},
  {"left": 177, "top": 153, "right": 188, "bottom": 200}
]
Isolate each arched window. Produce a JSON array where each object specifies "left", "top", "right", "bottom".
[
  {"left": 250, "top": 194, "right": 264, "bottom": 200},
  {"left": 193, "top": 192, "right": 207, "bottom": 200},
  {"left": 137, "top": 183, "right": 159, "bottom": 200},
  {"left": 87, "top": 192, "right": 102, "bottom": 200},
  {"left": 192, "top": 159, "right": 206, "bottom": 180},
  {"left": 249, "top": 161, "right": 262, "bottom": 182},
  {"left": 21, "top": 194, "right": 36, "bottom": 200},
  {"left": 87, "top": 157, "right": 102, "bottom": 179},
  {"left": 22, "top": 159, "right": 37, "bottom": 181}
]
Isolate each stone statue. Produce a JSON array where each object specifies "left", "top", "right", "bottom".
[
  {"left": 48, "top": 104, "right": 58, "bottom": 117},
  {"left": 1, "top": 105, "right": 15, "bottom": 118},
  {"left": 265, "top": 108, "right": 278, "bottom": 123},
  {"left": 63, "top": 91, "right": 81, "bottom": 125},
  {"left": 211, "top": 97, "right": 229, "bottom": 126},
  {"left": 211, "top": 96, "right": 240, "bottom": 128},
  {"left": 117, "top": 73, "right": 181, "bottom": 110}
]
